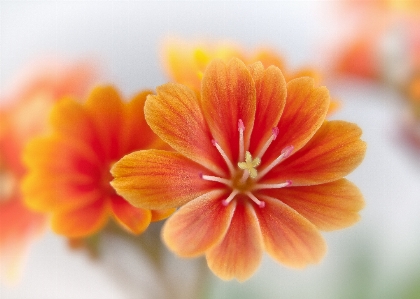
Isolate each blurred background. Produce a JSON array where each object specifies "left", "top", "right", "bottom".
[{"left": 1, "top": 1, "right": 420, "bottom": 298}]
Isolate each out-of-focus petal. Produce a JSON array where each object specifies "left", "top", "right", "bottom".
[
  {"left": 255, "top": 196, "right": 327, "bottom": 268},
  {"left": 51, "top": 200, "right": 108, "bottom": 238},
  {"left": 265, "top": 121, "right": 367, "bottom": 186},
  {"left": 201, "top": 58, "right": 256, "bottom": 163},
  {"left": 206, "top": 201, "right": 263, "bottom": 281},
  {"left": 162, "top": 190, "right": 235, "bottom": 257},
  {"left": 260, "top": 179, "right": 365, "bottom": 231},
  {"left": 109, "top": 195, "right": 152, "bottom": 235},
  {"left": 111, "top": 149, "right": 219, "bottom": 210}
]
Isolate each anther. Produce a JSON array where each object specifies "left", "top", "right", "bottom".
[
  {"left": 245, "top": 192, "right": 265, "bottom": 208},
  {"left": 212, "top": 139, "right": 235, "bottom": 175},
  {"left": 222, "top": 190, "right": 239, "bottom": 206},
  {"left": 256, "top": 145, "right": 294, "bottom": 180},
  {"left": 256, "top": 127, "right": 279, "bottom": 159},
  {"left": 254, "top": 180, "right": 292, "bottom": 190}
]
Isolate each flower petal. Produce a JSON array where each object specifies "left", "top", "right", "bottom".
[
  {"left": 51, "top": 200, "right": 108, "bottom": 238},
  {"left": 201, "top": 58, "right": 256, "bottom": 163},
  {"left": 109, "top": 195, "right": 152, "bottom": 235},
  {"left": 145, "top": 83, "right": 226, "bottom": 176},
  {"left": 206, "top": 201, "right": 263, "bottom": 281},
  {"left": 85, "top": 86, "right": 125, "bottom": 161},
  {"left": 111, "top": 149, "right": 220, "bottom": 210},
  {"left": 261, "top": 77, "right": 330, "bottom": 168},
  {"left": 260, "top": 179, "right": 365, "bottom": 231},
  {"left": 248, "top": 63, "right": 287, "bottom": 155},
  {"left": 265, "top": 120, "right": 367, "bottom": 186},
  {"left": 162, "top": 190, "right": 235, "bottom": 257},
  {"left": 150, "top": 208, "right": 176, "bottom": 222},
  {"left": 255, "top": 195, "right": 326, "bottom": 268},
  {"left": 121, "top": 90, "right": 167, "bottom": 153}
]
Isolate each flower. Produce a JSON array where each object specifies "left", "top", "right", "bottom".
[
  {"left": 0, "top": 59, "right": 97, "bottom": 284},
  {"left": 111, "top": 58, "right": 366, "bottom": 281},
  {"left": 22, "top": 86, "right": 174, "bottom": 238},
  {"left": 162, "top": 38, "right": 340, "bottom": 114}
]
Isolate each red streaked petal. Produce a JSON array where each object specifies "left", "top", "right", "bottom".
[
  {"left": 248, "top": 63, "right": 287, "bottom": 155},
  {"left": 255, "top": 195, "right": 326, "bottom": 268},
  {"left": 109, "top": 195, "right": 152, "bottom": 235},
  {"left": 206, "top": 201, "right": 263, "bottom": 281},
  {"left": 145, "top": 83, "right": 226, "bottom": 176},
  {"left": 261, "top": 77, "right": 330, "bottom": 168},
  {"left": 51, "top": 200, "right": 108, "bottom": 238},
  {"left": 162, "top": 190, "right": 235, "bottom": 257},
  {"left": 259, "top": 179, "right": 365, "bottom": 231},
  {"left": 201, "top": 58, "right": 256, "bottom": 164},
  {"left": 265, "top": 121, "right": 367, "bottom": 186},
  {"left": 111, "top": 149, "right": 220, "bottom": 210}
]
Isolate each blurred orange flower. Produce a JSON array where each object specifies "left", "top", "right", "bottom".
[
  {"left": 0, "top": 59, "right": 97, "bottom": 284},
  {"left": 23, "top": 86, "right": 174, "bottom": 238},
  {"left": 112, "top": 58, "right": 366, "bottom": 281},
  {"left": 163, "top": 38, "right": 340, "bottom": 114}
]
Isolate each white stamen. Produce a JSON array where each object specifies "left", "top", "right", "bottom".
[
  {"left": 200, "top": 174, "right": 232, "bottom": 187},
  {"left": 245, "top": 192, "right": 265, "bottom": 208},
  {"left": 222, "top": 189, "right": 239, "bottom": 206},
  {"left": 212, "top": 139, "right": 235, "bottom": 175},
  {"left": 256, "top": 145, "right": 294, "bottom": 180},
  {"left": 254, "top": 180, "right": 292, "bottom": 190},
  {"left": 239, "top": 169, "right": 250, "bottom": 184},
  {"left": 256, "top": 127, "right": 279, "bottom": 159},
  {"left": 238, "top": 119, "right": 245, "bottom": 162}
]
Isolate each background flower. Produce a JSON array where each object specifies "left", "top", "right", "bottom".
[
  {"left": 23, "top": 86, "right": 174, "bottom": 238},
  {"left": 0, "top": 59, "right": 97, "bottom": 285}
]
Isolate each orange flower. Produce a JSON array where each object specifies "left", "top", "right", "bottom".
[
  {"left": 23, "top": 86, "right": 174, "bottom": 238},
  {"left": 0, "top": 59, "right": 97, "bottom": 284},
  {"left": 163, "top": 38, "right": 340, "bottom": 115},
  {"left": 111, "top": 58, "right": 366, "bottom": 281}
]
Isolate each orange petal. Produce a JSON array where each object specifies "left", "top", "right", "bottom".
[
  {"left": 109, "top": 195, "right": 152, "bottom": 235},
  {"left": 150, "top": 208, "right": 176, "bottom": 222},
  {"left": 85, "top": 86, "right": 125, "bottom": 161},
  {"left": 206, "top": 201, "right": 263, "bottom": 281},
  {"left": 255, "top": 195, "right": 326, "bottom": 268},
  {"left": 162, "top": 190, "right": 235, "bottom": 257},
  {"left": 266, "top": 120, "right": 367, "bottom": 186},
  {"left": 201, "top": 58, "right": 256, "bottom": 164},
  {"left": 145, "top": 83, "right": 226, "bottom": 176},
  {"left": 121, "top": 90, "right": 164, "bottom": 153},
  {"left": 51, "top": 200, "right": 108, "bottom": 238},
  {"left": 261, "top": 77, "right": 330, "bottom": 169},
  {"left": 111, "top": 149, "right": 219, "bottom": 210},
  {"left": 260, "top": 179, "right": 365, "bottom": 231},
  {"left": 248, "top": 63, "right": 287, "bottom": 155}
]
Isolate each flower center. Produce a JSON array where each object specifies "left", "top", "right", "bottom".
[{"left": 201, "top": 119, "right": 293, "bottom": 208}]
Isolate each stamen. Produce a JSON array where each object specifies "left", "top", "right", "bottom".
[
  {"left": 254, "top": 180, "right": 292, "bottom": 190},
  {"left": 212, "top": 139, "right": 235, "bottom": 175},
  {"left": 256, "top": 127, "right": 279, "bottom": 159},
  {"left": 256, "top": 145, "right": 294, "bottom": 180},
  {"left": 222, "top": 190, "right": 239, "bottom": 206},
  {"left": 238, "top": 119, "right": 245, "bottom": 162},
  {"left": 200, "top": 173, "right": 232, "bottom": 187},
  {"left": 245, "top": 192, "right": 265, "bottom": 208}
]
